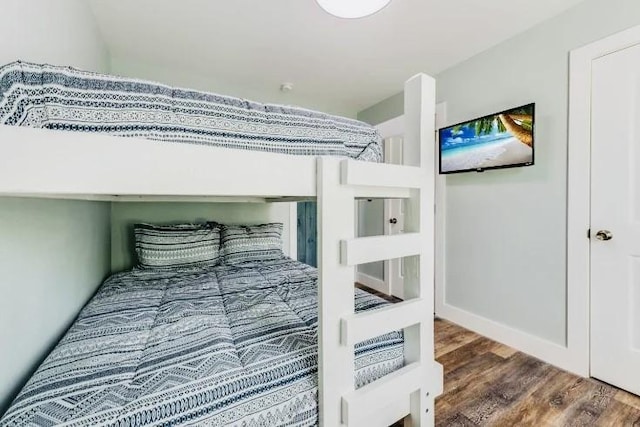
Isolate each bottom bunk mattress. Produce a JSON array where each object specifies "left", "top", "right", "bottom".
[{"left": 1, "top": 259, "right": 404, "bottom": 427}]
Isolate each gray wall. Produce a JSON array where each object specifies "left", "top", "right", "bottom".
[
  {"left": 111, "top": 202, "right": 293, "bottom": 272},
  {"left": 0, "top": 199, "right": 111, "bottom": 412},
  {"left": 358, "top": 0, "right": 640, "bottom": 345},
  {"left": 359, "top": 92, "right": 404, "bottom": 129},
  {"left": 0, "top": 0, "right": 108, "bottom": 70},
  {"left": 0, "top": 0, "right": 110, "bottom": 413}
]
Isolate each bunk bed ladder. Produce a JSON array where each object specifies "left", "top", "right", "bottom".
[{"left": 317, "top": 74, "right": 443, "bottom": 427}]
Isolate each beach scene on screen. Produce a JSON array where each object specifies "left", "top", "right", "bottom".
[{"left": 440, "top": 104, "right": 534, "bottom": 173}]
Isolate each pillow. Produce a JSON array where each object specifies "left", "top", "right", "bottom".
[
  {"left": 134, "top": 222, "right": 221, "bottom": 269},
  {"left": 220, "top": 223, "right": 285, "bottom": 264}
]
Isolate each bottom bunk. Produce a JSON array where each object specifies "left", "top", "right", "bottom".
[{"left": 1, "top": 258, "right": 404, "bottom": 427}]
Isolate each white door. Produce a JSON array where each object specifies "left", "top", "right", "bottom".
[
  {"left": 591, "top": 42, "right": 640, "bottom": 396},
  {"left": 384, "top": 136, "right": 405, "bottom": 298}
]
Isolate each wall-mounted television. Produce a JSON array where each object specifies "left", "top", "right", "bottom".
[{"left": 439, "top": 103, "right": 535, "bottom": 174}]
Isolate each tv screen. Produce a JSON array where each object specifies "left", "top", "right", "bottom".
[{"left": 439, "top": 103, "right": 535, "bottom": 174}]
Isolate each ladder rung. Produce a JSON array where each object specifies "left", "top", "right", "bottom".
[
  {"left": 349, "top": 395, "right": 410, "bottom": 427},
  {"left": 341, "top": 159, "right": 424, "bottom": 189},
  {"left": 341, "top": 233, "right": 422, "bottom": 266},
  {"left": 342, "top": 362, "right": 426, "bottom": 426},
  {"left": 341, "top": 298, "right": 425, "bottom": 346}
]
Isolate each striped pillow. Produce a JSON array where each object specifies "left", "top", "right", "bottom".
[
  {"left": 134, "top": 223, "right": 221, "bottom": 269},
  {"left": 220, "top": 223, "right": 285, "bottom": 265}
]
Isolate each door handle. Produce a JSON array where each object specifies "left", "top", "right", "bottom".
[
  {"left": 389, "top": 218, "right": 398, "bottom": 224},
  {"left": 595, "top": 230, "right": 613, "bottom": 241}
]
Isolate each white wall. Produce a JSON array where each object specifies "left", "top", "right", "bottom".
[
  {"left": 110, "top": 202, "right": 295, "bottom": 272},
  {"left": 0, "top": 0, "right": 110, "bottom": 414},
  {"left": 0, "top": 0, "right": 107, "bottom": 70},
  {"left": 109, "top": 55, "right": 356, "bottom": 118},
  {"left": 357, "top": 0, "right": 640, "bottom": 366}
]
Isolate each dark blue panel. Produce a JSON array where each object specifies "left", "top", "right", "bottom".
[{"left": 297, "top": 202, "right": 317, "bottom": 267}]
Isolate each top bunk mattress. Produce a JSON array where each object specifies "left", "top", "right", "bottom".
[{"left": 0, "top": 61, "right": 382, "bottom": 162}]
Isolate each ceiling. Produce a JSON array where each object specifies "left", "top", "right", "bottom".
[{"left": 89, "top": 0, "right": 586, "bottom": 116}]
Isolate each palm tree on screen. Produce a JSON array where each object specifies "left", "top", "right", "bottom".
[{"left": 453, "top": 106, "right": 533, "bottom": 147}]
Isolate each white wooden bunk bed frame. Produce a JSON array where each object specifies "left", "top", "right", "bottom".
[{"left": 0, "top": 74, "right": 443, "bottom": 426}]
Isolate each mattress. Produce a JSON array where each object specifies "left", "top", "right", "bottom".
[
  {"left": 0, "top": 61, "right": 382, "bottom": 162},
  {"left": 0, "top": 259, "right": 403, "bottom": 426}
]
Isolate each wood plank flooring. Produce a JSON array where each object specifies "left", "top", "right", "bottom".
[
  {"left": 357, "top": 284, "right": 640, "bottom": 425},
  {"left": 433, "top": 319, "right": 640, "bottom": 426}
]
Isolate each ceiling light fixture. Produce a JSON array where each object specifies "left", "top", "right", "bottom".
[{"left": 316, "top": 0, "right": 391, "bottom": 19}]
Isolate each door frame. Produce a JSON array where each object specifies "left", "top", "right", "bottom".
[
  {"left": 378, "top": 117, "right": 404, "bottom": 298},
  {"left": 383, "top": 135, "right": 406, "bottom": 298},
  {"left": 567, "top": 24, "right": 640, "bottom": 377},
  {"left": 366, "top": 106, "right": 447, "bottom": 301}
]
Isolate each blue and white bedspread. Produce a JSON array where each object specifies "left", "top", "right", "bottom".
[
  {"left": 0, "top": 61, "right": 382, "bottom": 162},
  {"left": 1, "top": 259, "right": 403, "bottom": 426}
]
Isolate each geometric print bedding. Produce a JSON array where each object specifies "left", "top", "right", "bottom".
[
  {"left": 134, "top": 223, "right": 221, "bottom": 269},
  {"left": 220, "top": 223, "right": 285, "bottom": 265},
  {"left": 0, "top": 259, "right": 403, "bottom": 426},
  {"left": 0, "top": 61, "right": 383, "bottom": 162}
]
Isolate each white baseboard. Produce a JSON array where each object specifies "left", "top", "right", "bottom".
[
  {"left": 356, "top": 272, "right": 389, "bottom": 295},
  {"left": 436, "top": 303, "right": 588, "bottom": 377}
]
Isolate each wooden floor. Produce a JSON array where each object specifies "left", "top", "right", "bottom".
[
  {"left": 432, "top": 319, "right": 640, "bottom": 426},
  {"left": 356, "top": 284, "right": 640, "bottom": 426}
]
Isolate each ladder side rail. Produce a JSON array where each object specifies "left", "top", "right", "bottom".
[
  {"left": 317, "top": 156, "right": 356, "bottom": 427},
  {"left": 403, "top": 73, "right": 439, "bottom": 426}
]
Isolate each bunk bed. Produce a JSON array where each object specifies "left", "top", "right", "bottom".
[{"left": 0, "top": 62, "right": 443, "bottom": 426}]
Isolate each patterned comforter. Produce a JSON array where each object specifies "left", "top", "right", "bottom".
[
  {"left": 0, "top": 259, "right": 403, "bottom": 426},
  {"left": 0, "top": 61, "right": 382, "bottom": 162}
]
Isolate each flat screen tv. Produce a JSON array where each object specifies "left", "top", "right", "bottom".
[{"left": 439, "top": 103, "right": 535, "bottom": 174}]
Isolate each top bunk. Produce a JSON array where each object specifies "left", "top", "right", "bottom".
[{"left": 0, "top": 61, "right": 435, "bottom": 201}]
